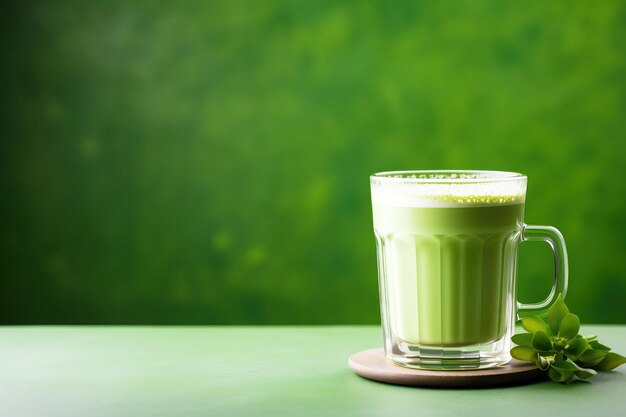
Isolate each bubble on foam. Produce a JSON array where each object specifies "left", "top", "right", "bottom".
[
  {"left": 387, "top": 172, "right": 505, "bottom": 181},
  {"left": 371, "top": 177, "right": 526, "bottom": 208}
]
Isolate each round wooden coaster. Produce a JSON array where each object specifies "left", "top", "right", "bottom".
[{"left": 349, "top": 348, "right": 545, "bottom": 388}]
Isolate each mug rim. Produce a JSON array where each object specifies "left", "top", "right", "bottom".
[{"left": 371, "top": 170, "right": 527, "bottom": 184}]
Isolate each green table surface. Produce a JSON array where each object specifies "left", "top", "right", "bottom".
[{"left": 1, "top": 326, "right": 625, "bottom": 417}]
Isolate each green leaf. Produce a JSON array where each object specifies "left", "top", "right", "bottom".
[
  {"left": 521, "top": 316, "right": 549, "bottom": 334},
  {"left": 535, "top": 355, "right": 551, "bottom": 371},
  {"left": 552, "top": 355, "right": 579, "bottom": 372},
  {"left": 532, "top": 331, "right": 552, "bottom": 351},
  {"left": 589, "top": 340, "right": 611, "bottom": 351},
  {"left": 552, "top": 355, "right": 598, "bottom": 384},
  {"left": 595, "top": 352, "right": 626, "bottom": 371},
  {"left": 574, "top": 369, "right": 596, "bottom": 380},
  {"left": 566, "top": 336, "right": 590, "bottom": 359},
  {"left": 548, "top": 294, "right": 569, "bottom": 335},
  {"left": 558, "top": 313, "right": 580, "bottom": 340},
  {"left": 512, "top": 333, "right": 533, "bottom": 347},
  {"left": 548, "top": 367, "right": 562, "bottom": 382},
  {"left": 564, "top": 373, "right": 576, "bottom": 384},
  {"left": 578, "top": 349, "right": 607, "bottom": 366},
  {"left": 552, "top": 355, "right": 597, "bottom": 381},
  {"left": 548, "top": 367, "right": 570, "bottom": 383},
  {"left": 511, "top": 346, "right": 538, "bottom": 362},
  {"left": 511, "top": 292, "right": 626, "bottom": 384}
]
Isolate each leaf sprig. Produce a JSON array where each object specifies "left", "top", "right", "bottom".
[{"left": 511, "top": 294, "right": 626, "bottom": 384}]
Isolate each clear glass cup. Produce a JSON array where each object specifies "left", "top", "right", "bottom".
[{"left": 370, "top": 170, "right": 568, "bottom": 370}]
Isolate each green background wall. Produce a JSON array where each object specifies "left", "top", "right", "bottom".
[{"left": 2, "top": 1, "right": 625, "bottom": 324}]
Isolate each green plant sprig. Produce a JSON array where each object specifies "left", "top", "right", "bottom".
[{"left": 511, "top": 294, "right": 626, "bottom": 384}]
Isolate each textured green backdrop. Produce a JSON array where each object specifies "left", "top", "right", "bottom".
[{"left": 2, "top": 1, "right": 625, "bottom": 324}]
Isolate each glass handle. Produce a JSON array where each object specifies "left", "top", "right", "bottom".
[{"left": 517, "top": 224, "right": 569, "bottom": 318}]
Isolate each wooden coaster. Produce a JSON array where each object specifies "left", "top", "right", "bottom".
[{"left": 349, "top": 348, "right": 545, "bottom": 388}]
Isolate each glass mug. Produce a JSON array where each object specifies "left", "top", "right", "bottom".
[{"left": 370, "top": 170, "right": 568, "bottom": 370}]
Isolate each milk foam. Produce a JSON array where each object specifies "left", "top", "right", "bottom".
[{"left": 371, "top": 175, "right": 526, "bottom": 208}]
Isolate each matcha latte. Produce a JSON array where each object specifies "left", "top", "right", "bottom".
[
  {"left": 372, "top": 196, "right": 524, "bottom": 346},
  {"left": 370, "top": 171, "right": 569, "bottom": 370}
]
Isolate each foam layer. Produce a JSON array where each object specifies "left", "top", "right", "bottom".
[{"left": 371, "top": 177, "right": 526, "bottom": 208}]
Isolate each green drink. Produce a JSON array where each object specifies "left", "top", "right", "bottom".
[
  {"left": 371, "top": 171, "right": 568, "bottom": 369},
  {"left": 373, "top": 203, "right": 524, "bottom": 346}
]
